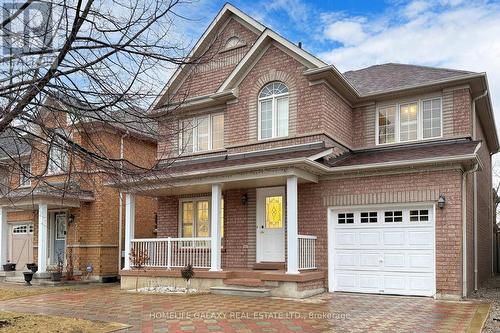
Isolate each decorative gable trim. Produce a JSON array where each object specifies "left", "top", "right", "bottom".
[
  {"left": 151, "top": 4, "right": 265, "bottom": 111},
  {"left": 217, "top": 30, "right": 327, "bottom": 93}
]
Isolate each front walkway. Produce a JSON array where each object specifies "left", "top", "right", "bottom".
[{"left": 0, "top": 284, "right": 488, "bottom": 332}]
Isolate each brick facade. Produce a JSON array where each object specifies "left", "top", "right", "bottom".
[{"left": 149, "top": 12, "right": 496, "bottom": 299}]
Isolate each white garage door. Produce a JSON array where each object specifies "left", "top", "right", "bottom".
[{"left": 329, "top": 206, "right": 435, "bottom": 297}]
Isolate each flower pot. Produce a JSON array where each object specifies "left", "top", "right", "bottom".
[
  {"left": 50, "top": 272, "right": 62, "bottom": 282},
  {"left": 3, "top": 263, "right": 16, "bottom": 271},
  {"left": 23, "top": 272, "right": 34, "bottom": 286},
  {"left": 26, "top": 263, "right": 38, "bottom": 273}
]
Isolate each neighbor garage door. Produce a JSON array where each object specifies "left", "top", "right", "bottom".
[{"left": 330, "top": 206, "right": 435, "bottom": 297}]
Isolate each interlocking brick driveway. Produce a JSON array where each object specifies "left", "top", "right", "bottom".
[{"left": 0, "top": 284, "right": 488, "bottom": 332}]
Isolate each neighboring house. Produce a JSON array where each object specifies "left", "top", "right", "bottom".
[
  {"left": 116, "top": 4, "right": 497, "bottom": 299},
  {"left": 0, "top": 99, "right": 158, "bottom": 280}
]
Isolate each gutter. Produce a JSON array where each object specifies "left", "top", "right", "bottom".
[
  {"left": 472, "top": 90, "right": 488, "bottom": 291},
  {"left": 118, "top": 130, "right": 129, "bottom": 274},
  {"left": 462, "top": 161, "right": 479, "bottom": 297}
]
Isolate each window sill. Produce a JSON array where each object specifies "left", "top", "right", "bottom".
[
  {"left": 256, "top": 135, "right": 290, "bottom": 144},
  {"left": 375, "top": 136, "right": 445, "bottom": 148}
]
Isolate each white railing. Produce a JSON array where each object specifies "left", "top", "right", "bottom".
[
  {"left": 131, "top": 237, "right": 211, "bottom": 269},
  {"left": 298, "top": 235, "right": 317, "bottom": 270}
]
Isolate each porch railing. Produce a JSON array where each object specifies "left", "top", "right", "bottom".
[
  {"left": 131, "top": 237, "right": 211, "bottom": 269},
  {"left": 298, "top": 235, "right": 317, "bottom": 270}
]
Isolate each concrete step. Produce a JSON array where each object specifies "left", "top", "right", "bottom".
[
  {"left": 223, "top": 278, "right": 265, "bottom": 287},
  {"left": 210, "top": 286, "right": 271, "bottom": 297},
  {"left": 252, "top": 262, "right": 285, "bottom": 270}
]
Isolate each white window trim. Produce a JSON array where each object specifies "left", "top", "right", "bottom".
[
  {"left": 178, "top": 113, "right": 224, "bottom": 155},
  {"left": 19, "top": 163, "right": 31, "bottom": 188},
  {"left": 257, "top": 91, "right": 289, "bottom": 141},
  {"left": 375, "top": 96, "right": 443, "bottom": 146}
]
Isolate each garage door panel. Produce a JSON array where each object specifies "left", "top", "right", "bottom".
[
  {"left": 331, "top": 206, "right": 435, "bottom": 297},
  {"left": 359, "top": 232, "right": 380, "bottom": 245},
  {"left": 335, "top": 232, "right": 356, "bottom": 246}
]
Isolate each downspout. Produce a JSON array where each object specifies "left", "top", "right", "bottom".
[
  {"left": 118, "top": 131, "right": 129, "bottom": 275},
  {"left": 463, "top": 162, "right": 479, "bottom": 298},
  {"left": 472, "top": 90, "right": 488, "bottom": 291}
]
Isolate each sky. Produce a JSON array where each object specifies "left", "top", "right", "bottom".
[{"left": 173, "top": 0, "right": 500, "bottom": 170}]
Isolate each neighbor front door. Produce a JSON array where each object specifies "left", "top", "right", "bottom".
[
  {"left": 52, "top": 213, "right": 67, "bottom": 264},
  {"left": 256, "top": 187, "right": 285, "bottom": 262}
]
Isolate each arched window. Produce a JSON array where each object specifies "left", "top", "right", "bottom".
[{"left": 258, "top": 81, "right": 289, "bottom": 140}]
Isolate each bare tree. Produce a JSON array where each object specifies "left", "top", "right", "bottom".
[{"left": 0, "top": 0, "right": 222, "bottom": 202}]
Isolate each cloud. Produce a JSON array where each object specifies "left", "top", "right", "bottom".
[
  {"left": 319, "top": 1, "right": 500, "bottom": 114},
  {"left": 324, "top": 19, "right": 367, "bottom": 46}
]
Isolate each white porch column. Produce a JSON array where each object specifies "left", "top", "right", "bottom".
[
  {"left": 210, "top": 183, "right": 222, "bottom": 271},
  {"left": 286, "top": 176, "right": 299, "bottom": 274},
  {"left": 0, "top": 207, "right": 8, "bottom": 268},
  {"left": 38, "top": 203, "right": 48, "bottom": 272},
  {"left": 124, "top": 193, "right": 135, "bottom": 270}
]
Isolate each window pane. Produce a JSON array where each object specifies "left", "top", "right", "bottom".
[
  {"left": 211, "top": 114, "right": 224, "bottom": 150},
  {"left": 49, "top": 143, "right": 68, "bottom": 174},
  {"left": 399, "top": 103, "right": 418, "bottom": 142},
  {"left": 197, "top": 201, "right": 209, "bottom": 237},
  {"left": 378, "top": 106, "right": 396, "bottom": 144},
  {"left": 197, "top": 117, "right": 209, "bottom": 151},
  {"left": 276, "top": 97, "right": 289, "bottom": 137},
  {"left": 181, "top": 120, "right": 193, "bottom": 154},
  {"left": 265, "top": 196, "right": 283, "bottom": 228},
  {"left": 182, "top": 202, "right": 194, "bottom": 237},
  {"left": 20, "top": 163, "right": 30, "bottom": 186},
  {"left": 260, "top": 99, "right": 273, "bottom": 139},
  {"left": 422, "top": 98, "right": 441, "bottom": 138}
]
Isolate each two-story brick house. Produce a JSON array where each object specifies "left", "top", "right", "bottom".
[
  {"left": 0, "top": 98, "right": 158, "bottom": 280},
  {"left": 117, "top": 4, "right": 498, "bottom": 299}
]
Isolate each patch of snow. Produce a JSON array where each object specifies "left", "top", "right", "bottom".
[{"left": 131, "top": 286, "right": 198, "bottom": 294}]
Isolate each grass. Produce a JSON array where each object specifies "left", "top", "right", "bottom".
[
  {"left": 0, "top": 311, "right": 128, "bottom": 332},
  {"left": 0, "top": 284, "right": 127, "bottom": 332},
  {"left": 0, "top": 286, "right": 73, "bottom": 301}
]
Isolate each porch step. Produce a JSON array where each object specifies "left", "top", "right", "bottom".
[
  {"left": 253, "top": 262, "right": 285, "bottom": 270},
  {"left": 223, "top": 278, "right": 265, "bottom": 287},
  {"left": 210, "top": 286, "right": 271, "bottom": 297}
]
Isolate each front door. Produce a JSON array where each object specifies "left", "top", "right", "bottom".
[
  {"left": 52, "top": 213, "right": 67, "bottom": 264},
  {"left": 256, "top": 187, "right": 285, "bottom": 262}
]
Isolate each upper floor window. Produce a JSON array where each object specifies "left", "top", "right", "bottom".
[
  {"left": 377, "top": 97, "right": 442, "bottom": 145},
  {"left": 224, "top": 36, "right": 244, "bottom": 50},
  {"left": 258, "top": 81, "right": 289, "bottom": 140},
  {"left": 48, "top": 135, "right": 69, "bottom": 174},
  {"left": 179, "top": 113, "right": 224, "bottom": 154},
  {"left": 19, "top": 163, "right": 31, "bottom": 187}
]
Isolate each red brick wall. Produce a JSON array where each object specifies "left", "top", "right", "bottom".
[
  {"left": 173, "top": 18, "right": 259, "bottom": 101},
  {"left": 453, "top": 88, "right": 472, "bottom": 136},
  {"left": 298, "top": 169, "right": 464, "bottom": 296}
]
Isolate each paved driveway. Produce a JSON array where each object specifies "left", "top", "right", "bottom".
[{"left": 0, "top": 284, "right": 488, "bottom": 332}]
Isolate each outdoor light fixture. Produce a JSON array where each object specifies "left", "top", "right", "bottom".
[
  {"left": 438, "top": 194, "right": 446, "bottom": 209},
  {"left": 68, "top": 214, "right": 75, "bottom": 224},
  {"left": 240, "top": 193, "right": 248, "bottom": 205}
]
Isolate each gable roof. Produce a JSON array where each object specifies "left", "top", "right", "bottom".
[
  {"left": 343, "top": 63, "right": 477, "bottom": 95},
  {"left": 0, "top": 128, "right": 31, "bottom": 161},
  {"left": 151, "top": 3, "right": 266, "bottom": 110}
]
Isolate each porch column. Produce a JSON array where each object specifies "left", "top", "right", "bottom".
[
  {"left": 124, "top": 193, "right": 135, "bottom": 270},
  {"left": 0, "top": 207, "right": 8, "bottom": 268},
  {"left": 286, "top": 176, "right": 299, "bottom": 274},
  {"left": 210, "top": 183, "right": 222, "bottom": 271},
  {"left": 38, "top": 203, "right": 48, "bottom": 272}
]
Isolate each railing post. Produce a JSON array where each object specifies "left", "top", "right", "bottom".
[{"left": 167, "top": 237, "right": 172, "bottom": 270}]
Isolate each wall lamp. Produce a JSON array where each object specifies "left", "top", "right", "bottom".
[
  {"left": 438, "top": 194, "right": 446, "bottom": 209},
  {"left": 68, "top": 214, "right": 76, "bottom": 224},
  {"left": 240, "top": 193, "right": 248, "bottom": 205}
]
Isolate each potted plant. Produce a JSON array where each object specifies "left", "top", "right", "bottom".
[
  {"left": 23, "top": 271, "right": 34, "bottom": 286},
  {"left": 26, "top": 263, "right": 38, "bottom": 273},
  {"left": 3, "top": 260, "right": 16, "bottom": 271}
]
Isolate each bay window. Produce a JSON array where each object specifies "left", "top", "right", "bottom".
[
  {"left": 258, "top": 81, "right": 289, "bottom": 140},
  {"left": 180, "top": 198, "right": 224, "bottom": 238},
  {"left": 179, "top": 113, "right": 224, "bottom": 154},
  {"left": 377, "top": 97, "right": 442, "bottom": 145}
]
